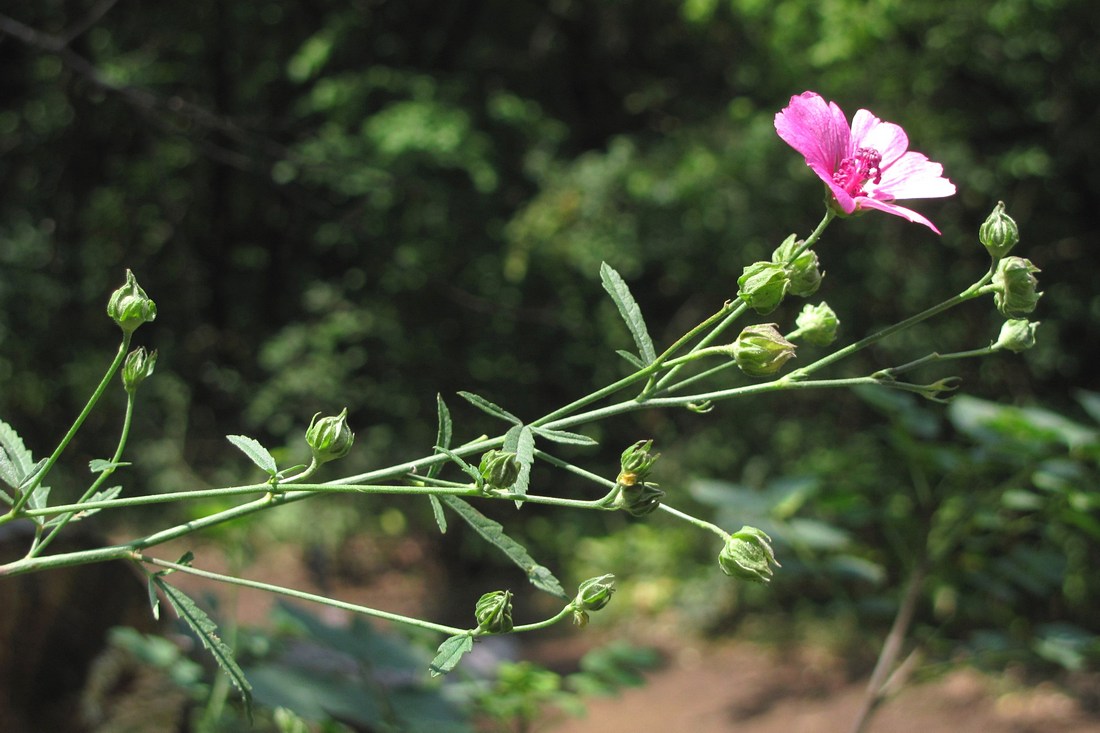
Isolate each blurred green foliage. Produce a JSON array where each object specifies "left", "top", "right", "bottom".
[{"left": 2, "top": 0, "right": 1098, "bottom": 695}]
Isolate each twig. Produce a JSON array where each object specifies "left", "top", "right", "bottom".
[{"left": 848, "top": 559, "right": 928, "bottom": 733}]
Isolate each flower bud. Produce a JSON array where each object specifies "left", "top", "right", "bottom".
[
  {"left": 793, "top": 302, "right": 839, "bottom": 346},
  {"left": 731, "top": 324, "right": 796, "bottom": 377},
  {"left": 474, "top": 590, "right": 513, "bottom": 634},
  {"left": 107, "top": 270, "right": 157, "bottom": 334},
  {"left": 772, "top": 234, "right": 822, "bottom": 297},
  {"left": 719, "top": 526, "right": 780, "bottom": 583},
  {"left": 614, "top": 481, "right": 665, "bottom": 517},
  {"left": 992, "top": 319, "right": 1039, "bottom": 353},
  {"left": 737, "top": 261, "right": 789, "bottom": 315},
  {"left": 575, "top": 574, "right": 615, "bottom": 612},
  {"left": 979, "top": 201, "right": 1019, "bottom": 259},
  {"left": 121, "top": 346, "right": 158, "bottom": 394},
  {"left": 305, "top": 408, "right": 355, "bottom": 465},
  {"left": 992, "top": 257, "right": 1042, "bottom": 318},
  {"left": 618, "top": 439, "right": 659, "bottom": 486},
  {"left": 479, "top": 450, "right": 521, "bottom": 491}
]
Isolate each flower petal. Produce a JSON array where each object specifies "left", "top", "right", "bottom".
[
  {"left": 876, "top": 152, "right": 956, "bottom": 200},
  {"left": 855, "top": 197, "right": 942, "bottom": 234},
  {"left": 852, "top": 111, "right": 910, "bottom": 167},
  {"left": 775, "top": 92, "right": 851, "bottom": 176}
]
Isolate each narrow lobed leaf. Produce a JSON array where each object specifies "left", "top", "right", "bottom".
[
  {"left": 530, "top": 426, "right": 599, "bottom": 446},
  {"left": 440, "top": 496, "right": 569, "bottom": 599},
  {"left": 434, "top": 445, "right": 482, "bottom": 484},
  {"left": 616, "top": 349, "right": 646, "bottom": 369},
  {"left": 429, "top": 394, "right": 454, "bottom": 480},
  {"left": 457, "top": 391, "right": 522, "bottom": 425},
  {"left": 0, "top": 418, "right": 34, "bottom": 490},
  {"left": 154, "top": 576, "right": 253, "bottom": 711},
  {"left": 600, "top": 262, "right": 657, "bottom": 365},
  {"left": 512, "top": 425, "right": 535, "bottom": 507},
  {"left": 428, "top": 494, "right": 448, "bottom": 534}
]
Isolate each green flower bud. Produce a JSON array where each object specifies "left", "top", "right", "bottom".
[
  {"left": 731, "top": 324, "right": 797, "bottom": 377},
  {"left": 575, "top": 574, "right": 616, "bottom": 612},
  {"left": 121, "top": 346, "right": 158, "bottom": 394},
  {"left": 474, "top": 590, "right": 513, "bottom": 634},
  {"left": 479, "top": 449, "right": 521, "bottom": 491},
  {"left": 992, "top": 319, "right": 1039, "bottom": 353},
  {"left": 613, "top": 481, "right": 665, "bottom": 517},
  {"left": 992, "top": 257, "right": 1042, "bottom": 318},
  {"left": 305, "top": 408, "right": 355, "bottom": 465},
  {"left": 793, "top": 302, "right": 839, "bottom": 346},
  {"left": 772, "top": 234, "right": 823, "bottom": 297},
  {"left": 979, "top": 201, "right": 1019, "bottom": 259},
  {"left": 618, "top": 439, "right": 659, "bottom": 486},
  {"left": 107, "top": 270, "right": 157, "bottom": 334},
  {"left": 719, "top": 526, "right": 780, "bottom": 583},
  {"left": 737, "top": 261, "right": 789, "bottom": 315}
]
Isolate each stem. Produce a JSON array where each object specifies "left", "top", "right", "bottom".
[
  {"left": 848, "top": 559, "right": 928, "bottom": 733},
  {"left": 787, "top": 268, "right": 995, "bottom": 382},
  {"left": 30, "top": 390, "right": 137, "bottom": 557},
  {"left": 658, "top": 503, "right": 730, "bottom": 540},
  {"left": 510, "top": 603, "right": 576, "bottom": 633},
  {"left": 8, "top": 335, "right": 131, "bottom": 516},
  {"left": 139, "top": 554, "right": 468, "bottom": 636},
  {"left": 542, "top": 376, "right": 880, "bottom": 432},
  {"left": 874, "top": 346, "right": 995, "bottom": 379}
]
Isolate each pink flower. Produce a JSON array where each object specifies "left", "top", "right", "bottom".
[{"left": 775, "top": 91, "right": 956, "bottom": 233}]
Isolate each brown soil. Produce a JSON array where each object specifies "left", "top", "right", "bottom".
[{"left": 546, "top": 639, "right": 1100, "bottom": 733}]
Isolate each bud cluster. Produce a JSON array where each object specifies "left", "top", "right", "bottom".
[
  {"left": 736, "top": 235, "right": 824, "bottom": 315},
  {"left": 611, "top": 440, "right": 665, "bottom": 516}
]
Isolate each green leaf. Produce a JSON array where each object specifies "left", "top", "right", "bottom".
[
  {"left": 440, "top": 496, "right": 568, "bottom": 599},
  {"left": 600, "top": 262, "right": 656, "bottom": 365},
  {"left": 435, "top": 446, "right": 482, "bottom": 485},
  {"left": 89, "top": 458, "right": 132, "bottom": 474},
  {"left": 146, "top": 575, "right": 162, "bottom": 620},
  {"left": 427, "top": 395, "right": 454, "bottom": 531},
  {"left": 530, "top": 426, "right": 598, "bottom": 446},
  {"left": 0, "top": 418, "right": 35, "bottom": 491},
  {"left": 514, "top": 426, "right": 535, "bottom": 506},
  {"left": 226, "top": 435, "right": 278, "bottom": 476},
  {"left": 153, "top": 575, "right": 253, "bottom": 710},
  {"left": 27, "top": 484, "right": 50, "bottom": 511},
  {"left": 429, "top": 394, "right": 453, "bottom": 480},
  {"left": 429, "top": 633, "right": 474, "bottom": 677},
  {"left": 457, "top": 391, "right": 522, "bottom": 425},
  {"left": 429, "top": 494, "right": 447, "bottom": 533},
  {"left": 616, "top": 349, "right": 645, "bottom": 369}
]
